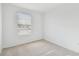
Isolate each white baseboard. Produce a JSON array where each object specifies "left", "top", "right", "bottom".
[
  {"left": 3, "top": 37, "right": 42, "bottom": 48},
  {"left": 44, "top": 36, "right": 79, "bottom": 53}
]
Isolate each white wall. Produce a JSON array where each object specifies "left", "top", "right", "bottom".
[
  {"left": 2, "top": 4, "right": 43, "bottom": 48},
  {"left": 44, "top": 4, "right": 79, "bottom": 53},
  {"left": 0, "top": 3, "right": 2, "bottom": 53}
]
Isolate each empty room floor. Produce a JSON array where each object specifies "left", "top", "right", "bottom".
[{"left": 1, "top": 39, "right": 79, "bottom": 56}]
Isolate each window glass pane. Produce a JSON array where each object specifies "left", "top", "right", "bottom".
[{"left": 16, "top": 12, "right": 32, "bottom": 35}]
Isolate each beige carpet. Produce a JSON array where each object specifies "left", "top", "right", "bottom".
[{"left": 1, "top": 39, "right": 79, "bottom": 56}]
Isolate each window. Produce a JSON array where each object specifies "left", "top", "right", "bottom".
[{"left": 16, "top": 12, "right": 32, "bottom": 35}]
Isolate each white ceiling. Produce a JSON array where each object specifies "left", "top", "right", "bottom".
[{"left": 12, "top": 3, "right": 61, "bottom": 13}]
